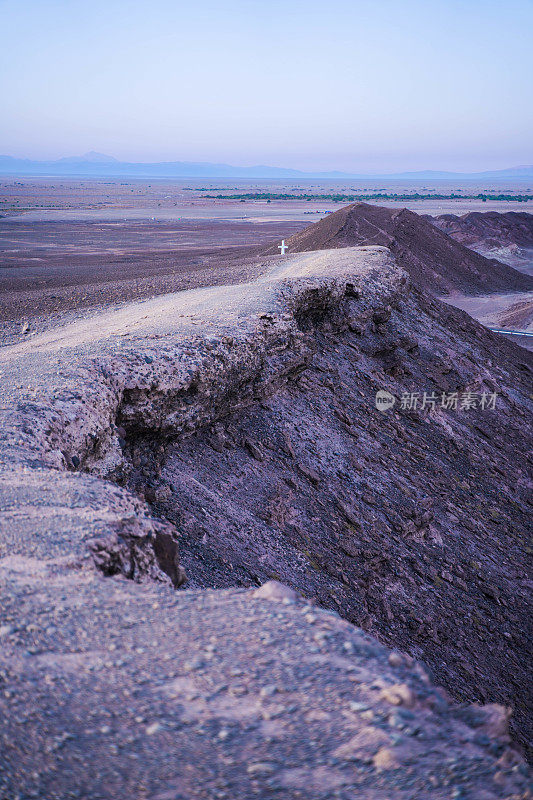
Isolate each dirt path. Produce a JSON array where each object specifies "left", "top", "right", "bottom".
[{"left": 0, "top": 248, "right": 385, "bottom": 363}]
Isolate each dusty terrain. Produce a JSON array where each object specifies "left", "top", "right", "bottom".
[
  {"left": 1, "top": 185, "right": 533, "bottom": 794},
  {"left": 0, "top": 217, "right": 306, "bottom": 343},
  {"left": 3, "top": 576, "right": 529, "bottom": 800},
  {"left": 0, "top": 247, "right": 531, "bottom": 797},
  {"left": 2, "top": 180, "right": 533, "bottom": 347}
]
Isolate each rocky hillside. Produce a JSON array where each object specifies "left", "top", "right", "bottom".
[
  {"left": 266, "top": 202, "right": 533, "bottom": 294},
  {"left": 430, "top": 210, "right": 533, "bottom": 273},
  {"left": 132, "top": 252, "right": 533, "bottom": 760},
  {"left": 431, "top": 210, "right": 533, "bottom": 249},
  {"left": 0, "top": 247, "right": 531, "bottom": 795}
]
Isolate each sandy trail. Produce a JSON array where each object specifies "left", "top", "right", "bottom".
[{"left": 0, "top": 248, "right": 384, "bottom": 364}]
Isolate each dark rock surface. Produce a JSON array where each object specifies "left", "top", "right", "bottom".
[
  {"left": 265, "top": 202, "right": 533, "bottom": 294},
  {"left": 134, "top": 265, "right": 533, "bottom": 759}
]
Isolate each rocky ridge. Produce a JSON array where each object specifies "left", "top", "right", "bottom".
[
  {"left": 430, "top": 210, "right": 533, "bottom": 274},
  {"left": 266, "top": 202, "right": 533, "bottom": 294},
  {"left": 430, "top": 210, "right": 533, "bottom": 251},
  {"left": 0, "top": 246, "right": 531, "bottom": 797}
]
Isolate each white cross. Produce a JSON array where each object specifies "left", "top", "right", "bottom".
[{"left": 278, "top": 239, "right": 288, "bottom": 255}]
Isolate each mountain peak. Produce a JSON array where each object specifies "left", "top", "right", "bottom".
[
  {"left": 57, "top": 151, "right": 118, "bottom": 164},
  {"left": 82, "top": 151, "right": 118, "bottom": 162}
]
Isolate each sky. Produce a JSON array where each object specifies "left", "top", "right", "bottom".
[{"left": 1, "top": 0, "right": 532, "bottom": 173}]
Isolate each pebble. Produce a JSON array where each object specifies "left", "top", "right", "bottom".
[
  {"left": 252, "top": 581, "right": 298, "bottom": 603},
  {"left": 380, "top": 684, "right": 415, "bottom": 708},
  {"left": 348, "top": 702, "right": 370, "bottom": 713},
  {"left": 373, "top": 747, "right": 399, "bottom": 770},
  {"left": 247, "top": 762, "right": 275, "bottom": 776},
  {"left": 146, "top": 722, "right": 162, "bottom": 735},
  {"left": 260, "top": 684, "right": 278, "bottom": 698},
  {"left": 388, "top": 652, "right": 403, "bottom": 667},
  {"left": 184, "top": 658, "right": 205, "bottom": 672}
]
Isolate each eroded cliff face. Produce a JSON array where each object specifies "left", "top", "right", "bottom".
[
  {"left": 0, "top": 248, "right": 403, "bottom": 591},
  {"left": 1, "top": 247, "right": 531, "bottom": 795},
  {"left": 123, "top": 265, "right": 533, "bottom": 758}
]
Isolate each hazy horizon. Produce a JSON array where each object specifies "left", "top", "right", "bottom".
[
  {"left": 1, "top": 0, "right": 532, "bottom": 173},
  {"left": 2, "top": 150, "right": 533, "bottom": 179}
]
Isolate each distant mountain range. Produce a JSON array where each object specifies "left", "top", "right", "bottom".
[{"left": 1, "top": 151, "right": 532, "bottom": 180}]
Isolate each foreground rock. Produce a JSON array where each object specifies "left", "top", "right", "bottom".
[
  {"left": 1, "top": 567, "right": 530, "bottom": 799},
  {"left": 265, "top": 202, "right": 533, "bottom": 294},
  {"left": 0, "top": 246, "right": 531, "bottom": 793}
]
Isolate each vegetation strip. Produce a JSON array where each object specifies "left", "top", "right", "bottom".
[{"left": 203, "top": 192, "right": 533, "bottom": 202}]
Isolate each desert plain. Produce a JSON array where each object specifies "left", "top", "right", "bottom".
[{"left": 2, "top": 176, "right": 533, "bottom": 344}]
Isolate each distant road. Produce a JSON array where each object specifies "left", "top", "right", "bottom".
[{"left": 489, "top": 328, "right": 533, "bottom": 337}]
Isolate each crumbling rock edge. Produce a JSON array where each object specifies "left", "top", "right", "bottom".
[{"left": 0, "top": 248, "right": 404, "bottom": 585}]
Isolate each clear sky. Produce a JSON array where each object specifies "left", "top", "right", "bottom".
[{"left": 1, "top": 0, "right": 531, "bottom": 172}]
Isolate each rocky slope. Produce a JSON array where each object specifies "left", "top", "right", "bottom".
[
  {"left": 130, "top": 253, "right": 533, "bottom": 760},
  {"left": 2, "top": 571, "right": 530, "bottom": 800},
  {"left": 0, "top": 247, "right": 531, "bottom": 795},
  {"left": 266, "top": 202, "right": 533, "bottom": 294},
  {"left": 431, "top": 210, "right": 533, "bottom": 250},
  {"left": 430, "top": 210, "right": 533, "bottom": 274}
]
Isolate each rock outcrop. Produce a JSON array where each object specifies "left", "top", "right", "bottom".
[{"left": 128, "top": 252, "right": 533, "bottom": 760}]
